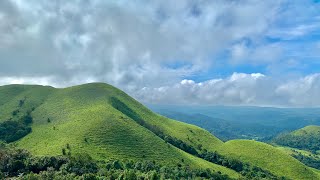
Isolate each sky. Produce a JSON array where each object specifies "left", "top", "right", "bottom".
[{"left": 0, "top": 0, "right": 320, "bottom": 107}]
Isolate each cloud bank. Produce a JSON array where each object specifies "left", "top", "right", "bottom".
[
  {"left": 0, "top": 0, "right": 320, "bottom": 107},
  {"left": 135, "top": 73, "right": 320, "bottom": 107}
]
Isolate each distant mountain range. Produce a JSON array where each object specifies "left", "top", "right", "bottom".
[{"left": 148, "top": 104, "right": 320, "bottom": 141}]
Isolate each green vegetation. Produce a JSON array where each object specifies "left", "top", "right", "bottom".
[
  {"left": 274, "top": 126, "right": 320, "bottom": 170},
  {"left": 0, "top": 145, "right": 230, "bottom": 179},
  {"left": 199, "top": 151, "right": 281, "bottom": 179},
  {"left": 217, "top": 140, "right": 320, "bottom": 180},
  {"left": 292, "top": 152, "right": 320, "bottom": 170},
  {"left": 0, "top": 120, "right": 31, "bottom": 142},
  {"left": 0, "top": 83, "right": 239, "bottom": 179},
  {"left": 1, "top": 83, "right": 319, "bottom": 179},
  {"left": 0, "top": 102, "right": 34, "bottom": 143},
  {"left": 0, "top": 85, "right": 55, "bottom": 122},
  {"left": 273, "top": 125, "right": 320, "bottom": 153}
]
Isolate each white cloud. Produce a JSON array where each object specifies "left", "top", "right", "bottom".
[
  {"left": 0, "top": 76, "right": 54, "bottom": 86},
  {"left": 134, "top": 73, "right": 320, "bottom": 107},
  {"left": 269, "top": 24, "right": 320, "bottom": 40},
  {"left": 230, "top": 42, "right": 283, "bottom": 65},
  {"left": 0, "top": 0, "right": 281, "bottom": 89},
  {"left": 0, "top": 75, "right": 98, "bottom": 87},
  {"left": 276, "top": 74, "right": 320, "bottom": 106},
  {"left": 0, "top": 0, "right": 320, "bottom": 107}
]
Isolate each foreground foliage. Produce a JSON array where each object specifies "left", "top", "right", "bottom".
[{"left": 0, "top": 144, "right": 230, "bottom": 179}]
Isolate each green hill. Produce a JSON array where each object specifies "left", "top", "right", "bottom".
[
  {"left": 273, "top": 125, "right": 320, "bottom": 153},
  {"left": 0, "top": 83, "right": 238, "bottom": 178},
  {"left": 1, "top": 83, "right": 320, "bottom": 179},
  {"left": 276, "top": 146, "right": 320, "bottom": 170},
  {"left": 292, "top": 125, "right": 320, "bottom": 135},
  {"left": 217, "top": 140, "right": 320, "bottom": 180}
]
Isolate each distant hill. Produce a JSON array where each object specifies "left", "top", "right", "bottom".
[
  {"left": 0, "top": 83, "right": 319, "bottom": 179},
  {"left": 149, "top": 104, "right": 320, "bottom": 141},
  {"left": 273, "top": 125, "right": 320, "bottom": 153},
  {"left": 151, "top": 110, "right": 278, "bottom": 141},
  {"left": 292, "top": 125, "right": 320, "bottom": 136}
]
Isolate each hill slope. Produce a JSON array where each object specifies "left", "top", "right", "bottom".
[
  {"left": 273, "top": 125, "right": 320, "bottom": 153},
  {"left": 291, "top": 125, "right": 320, "bottom": 136},
  {"left": 1, "top": 83, "right": 319, "bottom": 179},
  {"left": 217, "top": 140, "right": 320, "bottom": 180},
  {"left": 0, "top": 83, "right": 238, "bottom": 178}
]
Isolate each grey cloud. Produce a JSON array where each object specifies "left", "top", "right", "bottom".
[{"left": 0, "top": 0, "right": 281, "bottom": 88}]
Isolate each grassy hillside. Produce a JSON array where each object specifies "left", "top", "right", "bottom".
[
  {"left": 292, "top": 125, "right": 320, "bottom": 135},
  {"left": 273, "top": 125, "right": 320, "bottom": 153},
  {"left": 217, "top": 140, "right": 320, "bottom": 180},
  {"left": 277, "top": 146, "right": 319, "bottom": 158},
  {"left": 273, "top": 126, "right": 320, "bottom": 170},
  {"left": 0, "top": 85, "right": 55, "bottom": 122},
  {"left": 2, "top": 83, "right": 319, "bottom": 179},
  {"left": 276, "top": 146, "right": 320, "bottom": 169},
  {"left": 0, "top": 83, "right": 239, "bottom": 178}
]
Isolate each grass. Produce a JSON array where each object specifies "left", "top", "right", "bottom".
[
  {"left": 292, "top": 125, "right": 320, "bottom": 136},
  {"left": 217, "top": 139, "right": 320, "bottom": 180},
  {"left": 2, "top": 83, "right": 318, "bottom": 179},
  {"left": 0, "top": 85, "right": 55, "bottom": 122},
  {"left": 273, "top": 125, "right": 320, "bottom": 153},
  {"left": 276, "top": 146, "right": 320, "bottom": 158},
  {"left": 0, "top": 83, "right": 239, "bottom": 178}
]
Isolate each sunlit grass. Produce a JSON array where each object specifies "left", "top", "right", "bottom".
[
  {"left": 2, "top": 83, "right": 239, "bottom": 178},
  {"left": 217, "top": 140, "right": 320, "bottom": 180}
]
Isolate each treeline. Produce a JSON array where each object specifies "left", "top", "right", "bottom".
[
  {"left": 200, "top": 151, "right": 285, "bottom": 180},
  {"left": 273, "top": 133, "right": 320, "bottom": 153},
  {"left": 0, "top": 144, "right": 230, "bottom": 179},
  {"left": 292, "top": 152, "right": 320, "bottom": 170},
  {"left": 152, "top": 127, "right": 282, "bottom": 179}
]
